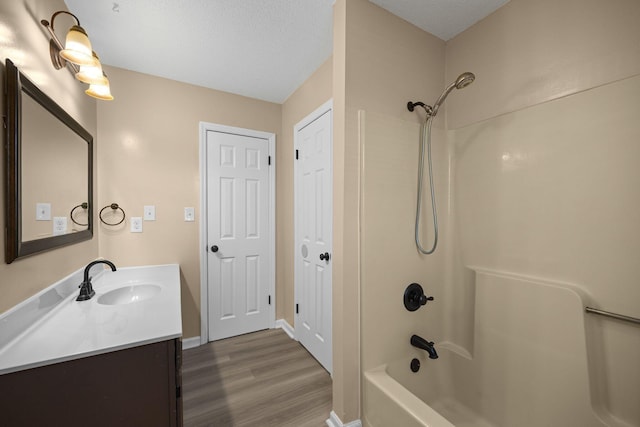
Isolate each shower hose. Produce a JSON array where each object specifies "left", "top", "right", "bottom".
[{"left": 415, "top": 115, "right": 438, "bottom": 254}]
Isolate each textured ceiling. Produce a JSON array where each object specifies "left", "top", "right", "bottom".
[{"left": 63, "top": 0, "right": 509, "bottom": 103}]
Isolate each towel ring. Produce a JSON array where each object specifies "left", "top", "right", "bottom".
[
  {"left": 70, "top": 202, "right": 89, "bottom": 226},
  {"left": 99, "top": 203, "right": 126, "bottom": 226}
]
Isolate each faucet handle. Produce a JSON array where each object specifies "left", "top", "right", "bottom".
[
  {"left": 404, "top": 283, "right": 434, "bottom": 311},
  {"left": 78, "top": 276, "right": 93, "bottom": 288},
  {"left": 419, "top": 295, "right": 434, "bottom": 305}
]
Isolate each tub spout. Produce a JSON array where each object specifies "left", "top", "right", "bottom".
[{"left": 410, "top": 334, "right": 438, "bottom": 359}]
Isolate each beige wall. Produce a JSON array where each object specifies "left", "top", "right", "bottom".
[
  {"left": 444, "top": 0, "right": 640, "bottom": 423},
  {"left": 97, "top": 60, "right": 332, "bottom": 339},
  {"left": 445, "top": 0, "right": 640, "bottom": 129},
  {"left": 331, "top": 2, "right": 349, "bottom": 421},
  {"left": 0, "top": 0, "right": 99, "bottom": 313},
  {"left": 333, "top": 0, "right": 446, "bottom": 421},
  {"left": 97, "top": 66, "right": 281, "bottom": 338},
  {"left": 279, "top": 57, "right": 333, "bottom": 324}
]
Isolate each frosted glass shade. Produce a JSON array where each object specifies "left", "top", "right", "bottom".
[
  {"left": 85, "top": 74, "right": 114, "bottom": 101},
  {"left": 59, "top": 25, "right": 95, "bottom": 66},
  {"left": 76, "top": 52, "right": 107, "bottom": 85}
]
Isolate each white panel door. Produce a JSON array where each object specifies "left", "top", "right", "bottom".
[
  {"left": 295, "top": 103, "right": 332, "bottom": 373},
  {"left": 207, "top": 130, "right": 271, "bottom": 341}
]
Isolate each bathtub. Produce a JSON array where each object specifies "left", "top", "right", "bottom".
[
  {"left": 364, "top": 346, "right": 494, "bottom": 427},
  {"left": 362, "top": 270, "right": 623, "bottom": 427}
]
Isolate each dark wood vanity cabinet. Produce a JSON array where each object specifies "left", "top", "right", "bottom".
[{"left": 0, "top": 338, "right": 183, "bottom": 427}]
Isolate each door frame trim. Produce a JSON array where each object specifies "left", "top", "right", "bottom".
[
  {"left": 293, "top": 98, "right": 333, "bottom": 353},
  {"left": 199, "top": 122, "right": 276, "bottom": 345}
]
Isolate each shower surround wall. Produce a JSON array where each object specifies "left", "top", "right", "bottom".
[
  {"left": 362, "top": 76, "right": 640, "bottom": 427},
  {"left": 357, "top": 0, "right": 640, "bottom": 425},
  {"left": 448, "top": 75, "right": 640, "bottom": 425},
  {"left": 445, "top": 0, "right": 640, "bottom": 423}
]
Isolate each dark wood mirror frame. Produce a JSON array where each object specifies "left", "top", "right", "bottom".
[{"left": 5, "top": 59, "right": 93, "bottom": 264}]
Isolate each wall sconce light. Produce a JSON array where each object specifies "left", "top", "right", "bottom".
[
  {"left": 41, "top": 11, "right": 113, "bottom": 101},
  {"left": 85, "top": 73, "right": 114, "bottom": 101}
]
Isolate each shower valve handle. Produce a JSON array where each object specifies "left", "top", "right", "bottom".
[
  {"left": 420, "top": 295, "right": 434, "bottom": 305},
  {"left": 404, "top": 283, "right": 434, "bottom": 312}
]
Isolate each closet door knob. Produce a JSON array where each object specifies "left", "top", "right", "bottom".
[
  {"left": 319, "top": 252, "right": 330, "bottom": 261},
  {"left": 211, "top": 245, "right": 219, "bottom": 253}
]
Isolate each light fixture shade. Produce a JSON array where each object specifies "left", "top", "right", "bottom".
[
  {"left": 76, "top": 52, "right": 107, "bottom": 85},
  {"left": 60, "top": 25, "right": 95, "bottom": 66},
  {"left": 85, "top": 74, "right": 114, "bottom": 101}
]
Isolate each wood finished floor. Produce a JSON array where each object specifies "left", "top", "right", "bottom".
[{"left": 182, "top": 329, "right": 332, "bottom": 427}]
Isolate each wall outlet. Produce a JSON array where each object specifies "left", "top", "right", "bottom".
[
  {"left": 144, "top": 205, "right": 156, "bottom": 221},
  {"left": 184, "top": 207, "right": 195, "bottom": 222},
  {"left": 52, "top": 217, "right": 67, "bottom": 235},
  {"left": 130, "top": 217, "right": 143, "bottom": 233},
  {"left": 36, "top": 203, "right": 51, "bottom": 221}
]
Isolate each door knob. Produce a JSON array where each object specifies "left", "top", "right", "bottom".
[
  {"left": 319, "top": 252, "right": 330, "bottom": 261},
  {"left": 211, "top": 245, "right": 219, "bottom": 253}
]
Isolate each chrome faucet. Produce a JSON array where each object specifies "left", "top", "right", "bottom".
[
  {"left": 410, "top": 334, "right": 438, "bottom": 359},
  {"left": 77, "top": 260, "right": 117, "bottom": 301}
]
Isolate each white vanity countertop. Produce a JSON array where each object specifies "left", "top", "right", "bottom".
[{"left": 0, "top": 264, "right": 182, "bottom": 375}]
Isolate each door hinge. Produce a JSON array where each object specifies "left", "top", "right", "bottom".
[
  {"left": 295, "top": 149, "right": 299, "bottom": 160},
  {"left": 268, "top": 155, "right": 271, "bottom": 165},
  {"left": 268, "top": 295, "right": 271, "bottom": 305},
  {"left": 296, "top": 303, "right": 299, "bottom": 314}
]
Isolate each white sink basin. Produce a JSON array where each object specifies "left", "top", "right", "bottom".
[{"left": 97, "top": 284, "right": 161, "bottom": 305}]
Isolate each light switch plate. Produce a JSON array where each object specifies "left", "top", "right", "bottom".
[
  {"left": 36, "top": 203, "right": 51, "bottom": 221},
  {"left": 144, "top": 205, "right": 156, "bottom": 221},
  {"left": 130, "top": 217, "right": 143, "bottom": 233},
  {"left": 53, "top": 217, "right": 67, "bottom": 235},
  {"left": 184, "top": 207, "right": 195, "bottom": 222}
]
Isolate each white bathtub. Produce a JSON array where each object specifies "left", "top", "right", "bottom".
[
  {"left": 364, "top": 347, "right": 495, "bottom": 427},
  {"left": 362, "top": 270, "right": 623, "bottom": 427}
]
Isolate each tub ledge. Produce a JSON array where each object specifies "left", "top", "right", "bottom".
[{"left": 364, "top": 365, "right": 454, "bottom": 427}]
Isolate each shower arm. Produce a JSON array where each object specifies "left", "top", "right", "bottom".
[
  {"left": 406, "top": 101, "right": 433, "bottom": 117},
  {"left": 407, "top": 84, "right": 455, "bottom": 118}
]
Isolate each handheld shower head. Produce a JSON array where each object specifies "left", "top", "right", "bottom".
[
  {"left": 409, "top": 71, "right": 475, "bottom": 256},
  {"left": 431, "top": 72, "right": 475, "bottom": 116},
  {"left": 455, "top": 72, "right": 475, "bottom": 89}
]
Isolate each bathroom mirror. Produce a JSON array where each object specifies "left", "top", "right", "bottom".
[{"left": 5, "top": 59, "right": 93, "bottom": 264}]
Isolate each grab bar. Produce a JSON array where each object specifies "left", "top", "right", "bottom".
[{"left": 585, "top": 307, "right": 640, "bottom": 325}]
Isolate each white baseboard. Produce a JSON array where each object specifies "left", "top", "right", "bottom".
[
  {"left": 326, "top": 411, "right": 362, "bottom": 427},
  {"left": 182, "top": 336, "right": 201, "bottom": 350},
  {"left": 275, "top": 318, "right": 295, "bottom": 339}
]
